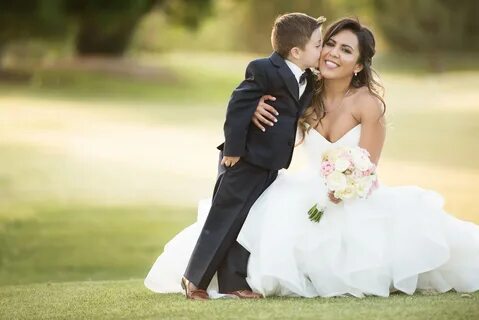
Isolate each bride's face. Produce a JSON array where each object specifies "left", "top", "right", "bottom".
[{"left": 319, "top": 29, "right": 363, "bottom": 80}]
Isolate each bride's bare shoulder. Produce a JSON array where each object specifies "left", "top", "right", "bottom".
[{"left": 350, "top": 87, "right": 385, "bottom": 120}]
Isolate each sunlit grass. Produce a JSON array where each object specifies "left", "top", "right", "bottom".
[
  {"left": 0, "top": 52, "right": 254, "bottom": 106},
  {"left": 1, "top": 280, "right": 478, "bottom": 320}
]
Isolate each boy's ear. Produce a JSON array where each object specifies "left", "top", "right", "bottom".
[{"left": 290, "top": 47, "right": 301, "bottom": 60}]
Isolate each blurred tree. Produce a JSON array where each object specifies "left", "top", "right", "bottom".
[
  {"left": 373, "top": 0, "right": 479, "bottom": 53},
  {"left": 163, "top": 0, "right": 213, "bottom": 29},
  {"left": 0, "top": 0, "right": 71, "bottom": 76},
  {"left": 0, "top": 0, "right": 68, "bottom": 54},
  {"left": 67, "top": 0, "right": 213, "bottom": 56},
  {"left": 0, "top": 0, "right": 213, "bottom": 60},
  {"left": 233, "top": 0, "right": 337, "bottom": 53},
  {"left": 66, "top": 0, "right": 156, "bottom": 56},
  {"left": 231, "top": 0, "right": 379, "bottom": 53}
]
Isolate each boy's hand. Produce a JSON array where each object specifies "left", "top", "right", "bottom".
[
  {"left": 221, "top": 156, "right": 240, "bottom": 167},
  {"left": 252, "top": 95, "right": 278, "bottom": 132}
]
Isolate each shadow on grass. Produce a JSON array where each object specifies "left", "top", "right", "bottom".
[{"left": 0, "top": 203, "right": 196, "bottom": 286}]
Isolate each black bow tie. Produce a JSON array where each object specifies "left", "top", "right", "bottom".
[{"left": 299, "top": 71, "right": 308, "bottom": 85}]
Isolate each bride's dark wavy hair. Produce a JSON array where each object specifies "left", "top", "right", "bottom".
[{"left": 297, "top": 17, "right": 386, "bottom": 145}]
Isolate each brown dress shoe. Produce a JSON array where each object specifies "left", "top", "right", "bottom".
[
  {"left": 181, "top": 277, "right": 209, "bottom": 301},
  {"left": 226, "top": 290, "right": 263, "bottom": 299}
]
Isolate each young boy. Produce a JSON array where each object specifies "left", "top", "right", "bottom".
[{"left": 182, "top": 13, "right": 326, "bottom": 300}]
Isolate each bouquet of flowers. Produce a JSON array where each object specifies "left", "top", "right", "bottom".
[{"left": 308, "top": 146, "right": 379, "bottom": 222}]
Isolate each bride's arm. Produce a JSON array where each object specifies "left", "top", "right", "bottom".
[
  {"left": 357, "top": 94, "right": 386, "bottom": 165},
  {"left": 328, "top": 94, "right": 384, "bottom": 205}
]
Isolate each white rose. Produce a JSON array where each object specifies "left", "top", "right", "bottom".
[
  {"left": 334, "top": 158, "right": 350, "bottom": 172},
  {"left": 356, "top": 179, "right": 370, "bottom": 197},
  {"left": 327, "top": 171, "right": 347, "bottom": 191},
  {"left": 349, "top": 148, "right": 363, "bottom": 159},
  {"left": 326, "top": 147, "right": 347, "bottom": 162},
  {"left": 346, "top": 175, "right": 355, "bottom": 185},
  {"left": 357, "top": 176, "right": 374, "bottom": 197},
  {"left": 334, "top": 186, "right": 355, "bottom": 200},
  {"left": 350, "top": 151, "right": 371, "bottom": 170}
]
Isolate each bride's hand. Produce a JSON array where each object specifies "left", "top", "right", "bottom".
[
  {"left": 329, "top": 192, "right": 342, "bottom": 204},
  {"left": 252, "top": 95, "right": 278, "bottom": 132}
]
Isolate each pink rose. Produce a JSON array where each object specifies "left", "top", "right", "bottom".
[{"left": 320, "top": 161, "right": 335, "bottom": 176}]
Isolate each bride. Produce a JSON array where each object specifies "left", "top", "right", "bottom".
[{"left": 144, "top": 18, "right": 479, "bottom": 298}]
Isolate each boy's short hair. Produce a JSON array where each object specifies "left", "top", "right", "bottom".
[{"left": 271, "top": 13, "right": 326, "bottom": 58}]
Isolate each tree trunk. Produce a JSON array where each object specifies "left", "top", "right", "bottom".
[{"left": 75, "top": 17, "right": 139, "bottom": 56}]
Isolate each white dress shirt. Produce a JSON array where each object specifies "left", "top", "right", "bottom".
[{"left": 285, "top": 59, "right": 307, "bottom": 98}]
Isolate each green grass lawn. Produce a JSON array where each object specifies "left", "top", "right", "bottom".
[
  {"left": 0, "top": 52, "right": 253, "bottom": 106},
  {"left": 1, "top": 280, "right": 478, "bottom": 320},
  {"left": 1, "top": 51, "right": 479, "bottom": 319},
  {"left": 0, "top": 203, "right": 195, "bottom": 286},
  {"left": 384, "top": 110, "right": 479, "bottom": 170}
]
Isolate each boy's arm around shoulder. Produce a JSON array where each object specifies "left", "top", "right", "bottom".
[{"left": 223, "top": 59, "right": 269, "bottom": 157}]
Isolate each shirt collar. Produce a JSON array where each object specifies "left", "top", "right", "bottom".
[{"left": 284, "top": 59, "right": 305, "bottom": 84}]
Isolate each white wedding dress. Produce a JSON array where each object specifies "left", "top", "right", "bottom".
[{"left": 144, "top": 124, "right": 479, "bottom": 298}]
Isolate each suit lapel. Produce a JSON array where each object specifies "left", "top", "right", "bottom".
[
  {"left": 269, "top": 52, "right": 299, "bottom": 103},
  {"left": 278, "top": 66, "right": 300, "bottom": 103}
]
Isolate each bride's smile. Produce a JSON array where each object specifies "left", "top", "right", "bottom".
[{"left": 319, "top": 29, "right": 363, "bottom": 80}]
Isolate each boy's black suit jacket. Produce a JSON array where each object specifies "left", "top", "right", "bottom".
[{"left": 217, "top": 51, "right": 316, "bottom": 170}]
